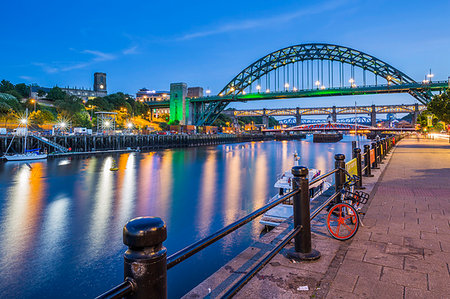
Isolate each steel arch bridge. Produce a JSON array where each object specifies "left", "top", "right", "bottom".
[{"left": 191, "top": 43, "right": 446, "bottom": 126}]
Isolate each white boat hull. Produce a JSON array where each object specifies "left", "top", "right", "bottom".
[
  {"left": 3, "top": 154, "right": 48, "bottom": 161},
  {"left": 260, "top": 182, "right": 331, "bottom": 227}
]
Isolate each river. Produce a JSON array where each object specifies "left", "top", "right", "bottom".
[{"left": 0, "top": 135, "right": 369, "bottom": 298}]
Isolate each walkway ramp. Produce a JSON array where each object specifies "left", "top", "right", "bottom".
[{"left": 31, "top": 135, "right": 69, "bottom": 153}]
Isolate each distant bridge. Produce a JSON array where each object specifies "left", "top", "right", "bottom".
[
  {"left": 278, "top": 117, "right": 375, "bottom": 126},
  {"left": 223, "top": 103, "right": 424, "bottom": 127},
  {"left": 263, "top": 122, "right": 415, "bottom": 133}
]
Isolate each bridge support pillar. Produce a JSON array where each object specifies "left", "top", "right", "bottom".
[
  {"left": 295, "top": 108, "right": 302, "bottom": 125},
  {"left": 370, "top": 104, "right": 376, "bottom": 127},
  {"left": 170, "top": 83, "right": 188, "bottom": 125},
  {"left": 331, "top": 106, "right": 337, "bottom": 122},
  {"left": 262, "top": 108, "right": 269, "bottom": 128},
  {"left": 412, "top": 103, "right": 419, "bottom": 127}
]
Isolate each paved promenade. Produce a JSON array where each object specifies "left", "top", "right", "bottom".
[
  {"left": 186, "top": 136, "right": 449, "bottom": 298},
  {"left": 327, "top": 136, "right": 450, "bottom": 298}
]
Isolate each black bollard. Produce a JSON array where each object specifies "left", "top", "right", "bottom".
[
  {"left": 123, "top": 217, "right": 167, "bottom": 299},
  {"left": 334, "top": 153, "right": 346, "bottom": 194},
  {"left": 287, "top": 166, "right": 320, "bottom": 261},
  {"left": 354, "top": 148, "right": 364, "bottom": 189},
  {"left": 371, "top": 142, "right": 379, "bottom": 169},
  {"left": 364, "top": 144, "right": 373, "bottom": 177}
]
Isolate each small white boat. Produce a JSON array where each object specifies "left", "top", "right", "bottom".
[
  {"left": 260, "top": 154, "right": 331, "bottom": 228},
  {"left": 3, "top": 152, "right": 47, "bottom": 161},
  {"left": 2, "top": 109, "right": 48, "bottom": 162}
]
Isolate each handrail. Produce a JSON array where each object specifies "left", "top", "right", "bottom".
[
  {"left": 96, "top": 280, "right": 133, "bottom": 299},
  {"left": 309, "top": 168, "right": 338, "bottom": 186},
  {"left": 167, "top": 189, "right": 300, "bottom": 269},
  {"left": 220, "top": 225, "right": 303, "bottom": 298}
]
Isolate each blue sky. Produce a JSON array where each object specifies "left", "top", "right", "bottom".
[{"left": 1, "top": 0, "right": 449, "bottom": 110}]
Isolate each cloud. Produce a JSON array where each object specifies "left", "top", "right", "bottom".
[
  {"left": 34, "top": 47, "right": 127, "bottom": 74},
  {"left": 178, "top": 0, "right": 350, "bottom": 40},
  {"left": 123, "top": 46, "right": 139, "bottom": 55},
  {"left": 19, "top": 75, "right": 33, "bottom": 81}
]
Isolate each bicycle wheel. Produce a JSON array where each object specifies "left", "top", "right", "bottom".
[{"left": 326, "top": 203, "right": 359, "bottom": 240}]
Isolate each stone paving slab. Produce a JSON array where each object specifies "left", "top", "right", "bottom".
[{"left": 184, "top": 136, "right": 450, "bottom": 298}]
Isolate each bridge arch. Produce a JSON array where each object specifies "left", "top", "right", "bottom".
[
  {"left": 195, "top": 43, "right": 433, "bottom": 125},
  {"left": 220, "top": 43, "right": 416, "bottom": 96}
]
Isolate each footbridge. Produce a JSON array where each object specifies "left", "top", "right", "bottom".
[
  {"left": 224, "top": 103, "right": 425, "bottom": 127},
  {"left": 147, "top": 43, "right": 448, "bottom": 126}
]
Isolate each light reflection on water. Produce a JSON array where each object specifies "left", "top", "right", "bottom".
[{"left": 0, "top": 136, "right": 368, "bottom": 298}]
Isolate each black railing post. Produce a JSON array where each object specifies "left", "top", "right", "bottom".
[
  {"left": 287, "top": 166, "right": 320, "bottom": 261},
  {"left": 376, "top": 140, "right": 383, "bottom": 164},
  {"left": 334, "top": 153, "right": 346, "bottom": 193},
  {"left": 123, "top": 217, "right": 167, "bottom": 299},
  {"left": 364, "top": 144, "right": 373, "bottom": 177},
  {"left": 371, "top": 142, "right": 379, "bottom": 169},
  {"left": 354, "top": 148, "right": 364, "bottom": 189}
]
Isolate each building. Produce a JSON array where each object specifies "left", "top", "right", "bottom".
[
  {"left": 187, "top": 87, "right": 203, "bottom": 98},
  {"left": 30, "top": 73, "right": 108, "bottom": 101},
  {"left": 136, "top": 88, "right": 170, "bottom": 102}
]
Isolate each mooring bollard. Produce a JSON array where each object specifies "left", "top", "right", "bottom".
[
  {"left": 335, "top": 153, "right": 346, "bottom": 194},
  {"left": 371, "top": 142, "right": 379, "bottom": 169},
  {"left": 364, "top": 144, "right": 373, "bottom": 177},
  {"left": 287, "top": 166, "right": 320, "bottom": 261},
  {"left": 123, "top": 217, "right": 167, "bottom": 299},
  {"left": 354, "top": 148, "right": 364, "bottom": 189}
]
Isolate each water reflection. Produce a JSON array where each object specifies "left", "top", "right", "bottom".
[{"left": 0, "top": 136, "right": 370, "bottom": 298}]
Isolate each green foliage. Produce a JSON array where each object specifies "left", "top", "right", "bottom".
[
  {"left": 14, "top": 83, "right": 30, "bottom": 98},
  {"left": 213, "top": 113, "right": 233, "bottom": 127},
  {"left": 417, "top": 111, "right": 440, "bottom": 132},
  {"left": 37, "top": 89, "right": 47, "bottom": 97},
  {"left": 55, "top": 95, "right": 85, "bottom": 114},
  {"left": 71, "top": 111, "right": 92, "bottom": 128},
  {"left": 0, "top": 101, "right": 12, "bottom": 114},
  {"left": 30, "top": 110, "right": 55, "bottom": 125},
  {"left": 5, "top": 90, "right": 23, "bottom": 101},
  {"left": 0, "top": 80, "right": 15, "bottom": 93},
  {"left": 158, "top": 122, "right": 169, "bottom": 131},
  {"left": 427, "top": 89, "right": 450, "bottom": 124},
  {"left": 46, "top": 87, "right": 67, "bottom": 101},
  {"left": 0, "top": 92, "right": 22, "bottom": 111}
]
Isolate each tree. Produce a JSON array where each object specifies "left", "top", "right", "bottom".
[
  {"left": 0, "top": 80, "right": 15, "bottom": 93},
  {"left": 30, "top": 110, "right": 55, "bottom": 125},
  {"left": 46, "top": 87, "right": 67, "bottom": 101},
  {"left": 14, "top": 83, "right": 30, "bottom": 98},
  {"left": 37, "top": 89, "right": 47, "bottom": 97},
  {"left": 427, "top": 89, "right": 450, "bottom": 124}
]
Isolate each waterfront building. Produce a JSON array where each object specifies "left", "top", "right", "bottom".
[
  {"left": 30, "top": 72, "right": 108, "bottom": 101},
  {"left": 136, "top": 88, "right": 170, "bottom": 102}
]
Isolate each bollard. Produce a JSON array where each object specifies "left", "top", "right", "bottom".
[
  {"left": 371, "top": 142, "right": 379, "bottom": 169},
  {"left": 376, "top": 140, "right": 383, "bottom": 164},
  {"left": 354, "top": 148, "right": 364, "bottom": 189},
  {"left": 334, "top": 153, "right": 346, "bottom": 193},
  {"left": 364, "top": 144, "right": 373, "bottom": 177},
  {"left": 123, "top": 217, "right": 167, "bottom": 299},
  {"left": 287, "top": 166, "right": 320, "bottom": 261}
]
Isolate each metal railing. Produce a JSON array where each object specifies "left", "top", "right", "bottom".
[{"left": 96, "top": 134, "right": 404, "bottom": 299}]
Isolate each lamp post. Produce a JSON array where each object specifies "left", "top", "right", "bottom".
[
  {"left": 315, "top": 80, "right": 321, "bottom": 90},
  {"left": 30, "top": 99, "right": 36, "bottom": 111},
  {"left": 427, "top": 69, "right": 434, "bottom": 83}
]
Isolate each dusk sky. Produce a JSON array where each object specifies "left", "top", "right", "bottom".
[{"left": 2, "top": 0, "right": 449, "bottom": 110}]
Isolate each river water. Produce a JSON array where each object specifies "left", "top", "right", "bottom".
[{"left": 0, "top": 135, "right": 369, "bottom": 298}]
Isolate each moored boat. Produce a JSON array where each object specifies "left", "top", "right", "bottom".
[{"left": 260, "top": 154, "right": 331, "bottom": 228}]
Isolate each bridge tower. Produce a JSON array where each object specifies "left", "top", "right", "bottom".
[
  {"left": 412, "top": 103, "right": 419, "bottom": 127},
  {"left": 295, "top": 108, "right": 302, "bottom": 125},
  {"left": 262, "top": 108, "right": 269, "bottom": 128},
  {"left": 331, "top": 106, "right": 337, "bottom": 122},
  {"left": 370, "top": 104, "right": 377, "bottom": 127},
  {"left": 170, "top": 83, "right": 188, "bottom": 125}
]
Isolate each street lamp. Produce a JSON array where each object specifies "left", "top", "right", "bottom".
[
  {"left": 20, "top": 118, "right": 27, "bottom": 124},
  {"left": 427, "top": 71, "right": 434, "bottom": 83},
  {"left": 30, "top": 99, "right": 36, "bottom": 111},
  {"left": 256, "top": 85, "right": 261, "bottom": 93},
  {"left": 206, "top": 89, "right": 211, "bottom": 97},
  {"left": 284, "top": 82, "right": 289, "bottom": 91},
  {"left": 315, "top": 80, "right": 321, "bottom": 89}
]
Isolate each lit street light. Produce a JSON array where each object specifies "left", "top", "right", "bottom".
[
  {"left": 315, "top": 80, "right": 321, "bottom": 89},
  {"left": 30, "top": 99, "right": 36, "bottom": 111}
]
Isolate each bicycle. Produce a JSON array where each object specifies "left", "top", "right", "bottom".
[{"left": 326, "top": 171, "right": 369, "bottom": 241}]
